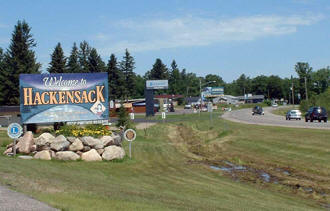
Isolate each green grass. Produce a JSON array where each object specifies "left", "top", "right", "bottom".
[{"left": 0, "top": 113, "right": 329, "bottom": 210}]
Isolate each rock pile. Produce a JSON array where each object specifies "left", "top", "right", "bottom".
[{"left": 3, "top": 131, "right": 125, "bottom": 161}]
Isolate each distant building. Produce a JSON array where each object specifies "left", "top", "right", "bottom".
[
  {"left": 185, "top": 97, "right": 200, "bottom": 106},
  {"left": 237, "top": 95, "right": 264, "bottom": 103},
  {"left": 213, "top": 95, "right": 239, "bottom": 104}
]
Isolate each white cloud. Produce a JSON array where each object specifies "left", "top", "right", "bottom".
[{"left": 96, "top": 14, "right": 324, "bottom": 53}]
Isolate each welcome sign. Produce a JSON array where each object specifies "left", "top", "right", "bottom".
[{"left": 19, "top": 73, "right": 109, "bottom": 124}]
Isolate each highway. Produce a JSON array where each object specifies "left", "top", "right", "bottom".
[{"left": 222, "top": 106, "right": 330, "bottom": 130}]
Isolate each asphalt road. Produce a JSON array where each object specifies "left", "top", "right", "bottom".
[
  {"left": 0, "top": 185, "right": 58, "bottom": 211},
  {"left": 222, "top": 106, "right": 330, "bottom": 130}
]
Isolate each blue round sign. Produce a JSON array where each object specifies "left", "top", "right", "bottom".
[{"left": 7, "top": 123, "right": 23, "bottom": 139}]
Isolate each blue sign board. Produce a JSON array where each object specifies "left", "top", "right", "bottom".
[
  {"left": 19, "top": 73, "right": 109, "bottom": 124},
  {"left": 146, "top": 80, "right": 168, "bottom": 90},
  {"left": 7, "top": 123, "right": 23, "bottom": 139},
  {"left": 202, "top": 86, "right": 224, "bottom": 99}
]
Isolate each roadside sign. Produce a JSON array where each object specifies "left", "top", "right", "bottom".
[
  {"left": 123, "top": 129, "right": 137, "bottom": 159},
  {"left": 129, "top": 113, "right": 135, "bottom": 120},
  {"left": 146, "top": 80, "right": 168, "bottom": 90},
  {"left": 7, "top": 123, "right": 23, "bottom": 139},
  {"left": 124, "top": 129, "right": 136, "bottom": 142},
  {"left": 162, "top": 112, "right": 166, "bottom": 119}
]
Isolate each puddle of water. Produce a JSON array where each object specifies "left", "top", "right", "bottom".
[
  {"left": 261, "top": 172, "right": 271, "bottom": 182},
  {"left": 210, "top": 166, "right": 221, "bottom": 171},
  {"left": 302, "top": 187, "right": 313, "bottom": 193},
  {"left": 283, "top": 171, "right": 290, "bottom": 176},
  {"left": 210, "top": 165, "right": 232, "bottom": 172}
]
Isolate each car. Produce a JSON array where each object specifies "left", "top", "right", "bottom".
[
  {"left": 305, "top": 107, "right": 328, "bottom": 122},
  {"left": 184, "top": 104, "right": 192, "bottom": 109},
  {"left": 252, "top": 106, "right": 264, "bottom": 115},
  {"left": 286, "top": 110, "right": 301, "bottom": 120},
  {"left": 272, "top": 103, "right": 278, "bottom": 107}
]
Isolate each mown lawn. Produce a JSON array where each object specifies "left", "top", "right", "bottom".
[{"left": 0, "top": 112, "right": 329, "bottom": 210}]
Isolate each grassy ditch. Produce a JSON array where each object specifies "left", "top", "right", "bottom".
[{"left": 0, "top": 113, "right": 329, "bottom": 210}]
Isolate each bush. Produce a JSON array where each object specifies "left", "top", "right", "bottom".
[
  {"left": 264, "top": 99, "right": 272, "bottom": 106},
  {"left": 300, "top": 88, "right": 330, "bottom": 112},
  {"left": 177, "top": 98, "right": 184, "bottom": 105},
  {"left": 56, "top": 124, "right": 111, "bottom": 137},
  {"left": 116, "top": 104, "right": 134, "bottom": 129}
]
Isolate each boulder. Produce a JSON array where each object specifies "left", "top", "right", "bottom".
[
  {"left": 100, "top": 136, "right": 114, "bottom": 146},
  {"left": 37, "top": 145, "right": 51, "bottom": 151},
  {"left": 56, "top": 151, "right": 80, "bottom": 161},
  {"left": 69, "top": 138, "right": 84, "bottom": 151},
  {"left": 80, "top": 136, "right": 102, "bottom": 147},
  {"left": 16, "top": 131, "right": 34, "bottom": 154},
  {"left": 34, "top": 150, "right": 51, "bottom": 160},
  {"left": 82, "top": 146, "right": 91, "bottom": 152},
  {"left": 111, "top": 134, "right": 122, "bottom": 146},
  {"left": 35, "top": 133, "right": 55, "bottom": 146},
  {"left": 102, "top": 146, "right": 125, "bottom": 161},
  {"left": 31, "top": 145, "right": 37, "bottom": 152},
  {"left": 96, "top": 149, "right": 104, "bottom": 155},
  {"left": 6, "top": 142, "right": 14, "bottom": 149},
  {"left": 3, "top": 147, "right": 12, "bottom": 155},
  {"left": 81, "top": 149, "right": 102, "bottom": 161},
  {"left": 18, "top": 155, "right": 33, "bottom": 160},
  {"left": 66, "top": 137, "right": 76, "bottom": 143},
  {"left": 49, "top": 150, "right": 56, "bottom": 158},
  {"left": 94, "top": 144, "right": 104, "bottom": 150},
  {"left": 50, "top": 135, "right": 70, "bottom": 151},
  {"left": 76, "top": 151, "right": 83, "bottom": 156}
]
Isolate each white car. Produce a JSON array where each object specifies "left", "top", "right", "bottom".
[
  {"left": 286, "top": 110, "right": 302, "bottom": 120},
  {"left": 184, "top": 104, "right": 192, "bottom": 109},
  {"left": 272, "top": 103, "right": 278, "bottom": 107}
]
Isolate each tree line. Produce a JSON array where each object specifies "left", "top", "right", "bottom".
[{"left": 0, "top": 20, "right": 329, "bottom": 106}]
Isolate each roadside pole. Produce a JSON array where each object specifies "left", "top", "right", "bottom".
[
  {"left": 7, "top": 123, "right": 23, "bottom": 157},
  {"left": 123, "top": 129, "right": 137, "bottom": 159}
]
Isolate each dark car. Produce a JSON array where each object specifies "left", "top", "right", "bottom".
[
  {"left": 252, "top": 106, "right": 264, "bottom": 115},
  {"left": 305, "top": 107, "right": 327, "bottom": 122}
]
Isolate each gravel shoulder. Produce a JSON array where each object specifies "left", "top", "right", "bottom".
[
  {"left": 222, "top": 106, "right": 330, "bottom": 130},
  {"left": 0, "top": 185, "right": 58, "bottom": 211}
]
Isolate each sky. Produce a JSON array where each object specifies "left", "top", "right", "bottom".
[{"left": 0, "top": 0, "right": 330, "bottom": 82}]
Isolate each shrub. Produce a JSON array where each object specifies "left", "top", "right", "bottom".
[
  {"left": 264, "top": 99, "right": 272, "bottom": 106},
  {"left": 116, "top": 104, "right": 134, "bottom": 129},
  {"left": 300, "top": 88, "right": 330, "bottom": 112},
  {"left": 56, "top": 124, "right": 111, "bottom": 137}
]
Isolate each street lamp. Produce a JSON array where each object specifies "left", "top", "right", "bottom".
[{"left": 199, "top": 79, "right": 216, "bottom": 111}]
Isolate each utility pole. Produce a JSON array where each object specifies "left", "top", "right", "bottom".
[
  {"left": 291, "top": 75, "right": 294, "bottom": 105},
  {"left": 199, "top": 78, "right": 202, "bottom": 114},
  {"left": 304, "top": 76, "right": 308, "bottom": 100}
]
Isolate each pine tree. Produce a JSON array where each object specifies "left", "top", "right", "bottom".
[
  {"left": 107, "top": 54, "right": 125, "bottom": 100},
  {"left": 78, "top": 41, "right": 91, "bottom": 73},
  {"left": 1, "top": 20, "right": 40, "bottom": 105},
  {"left": 169, "top": 60, "right": 181, "bottom": 94},
  {"left": 119, "top": 49, "right": 136, "bottom": 100},
  {"left": 0, "top": 48, "right": 6, "bottom": 103},
  {"left": 88, "top": 48, "right": 105, "bottom": 73},
  {"left": 148, "top": 58, "right": 168, "bottom": 80},
  {"left": 48, "top": 42, "right": 66, "bottom": 73},
  {"left": 66, "top": 42, "right": 81, "bottom": 73}
]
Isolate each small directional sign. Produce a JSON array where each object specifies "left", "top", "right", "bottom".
[{"left": 7, "top": 123, "right": 23, "bottom": 139}]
